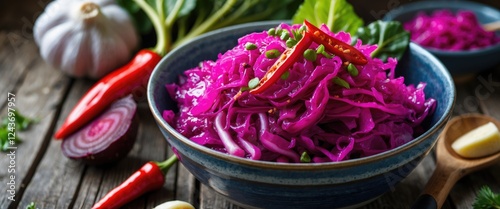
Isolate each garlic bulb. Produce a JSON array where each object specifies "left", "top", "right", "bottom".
[
  {"left": 34, "top": 0, "right": 139, "bottom": 79},
  {"left": 154, "top": 200, "right": 195, "bottom": 209}
]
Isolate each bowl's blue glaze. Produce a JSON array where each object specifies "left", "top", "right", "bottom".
[
  {"left": 148, "top": 21, "right": 456, "bottom": 209},
  {"left": 383, "top": 0, "right": 500, "bottom": 76}
]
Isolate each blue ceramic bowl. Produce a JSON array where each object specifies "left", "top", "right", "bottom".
[
  {"left": 147, "top": 21, "right": 456, "bottom": 209},
  {"left": 383, "top": 0, "right": 500, "bottom": 76}
]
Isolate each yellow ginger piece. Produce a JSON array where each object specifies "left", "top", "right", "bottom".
[{"left": 451, "top": 122, "right": 500, "bottom": 158}]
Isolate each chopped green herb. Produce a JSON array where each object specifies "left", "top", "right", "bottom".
[
  {"left": 1, "top": 110, "right": 35, "bottom": 152},
  {"left": 281, "top": 71, "right": 290, "bottom": 80},
  {"left": 333, "top": 77, "right": 350, "bottom": 89},
  {"left": 347, "top": 63, "right": 359, "bottom": 76},
  {"left": 248, "top": 77, "right": 260, "bottom": 89},
  {"left": 303, "top": 49, "right": 317, "bottom": 62},
  {"left": 265, "top": 49, "right": 281, "bottom": 59},
  {"left": 322, "top": 52, "right": 334, "bottom": 59},
  {"left": 245, "top": 42, "right": 257, "bottom": 50},
  {"left": 300, "top": 151, "right": 311, "bottom": 163},
  {"left": 316, "top": 44, "right": 325, "bottom": 54},
  {"left": 298, "top": 25, "right": 307, "bottom": 37},
  {"left": 0, "top": 128, "right": 21, "bottom": 151},
  {"left": 473, "top": 186, "right": 500, "bottom": 209},
  {"left": 280, "top": 30, "right": 290, "bottom": 41},
  {"left": 241, "top": 77, "right": 261, "bottom": 92},
  {"left": 292, "top": 29, "right": 302, "bottom": 41},
  {"left": 286, "top": 39, "right": 298, "bottom": 48},
  {"left": 267, "top": 28, "right": 277, "bottom": 36},
  {"left": 275, "top": 27, "right": 283, "bottom": 37},
  {"left": 316, "top": 45, "right": 333, "bottom": 59},
  {"left": 26, "top": 202, "right": 37, "bottom": 209},
  {"left": 1, "top": 110, "right": 34, "bottom": 130}
]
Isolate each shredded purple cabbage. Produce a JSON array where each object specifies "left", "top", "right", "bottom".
[
  {"left": 163, "top": 23, "right": 436, "bottom": 163},
  {"left": 404, "top": 10, "right": 500, "bottom": 51}
]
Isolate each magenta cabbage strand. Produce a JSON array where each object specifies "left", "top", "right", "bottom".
[
  {"left": 404, "top": 9, "right": 500, "bottom": 51},
  {"left": 163, "top": 23, "right": 436, "bottom": 163}
]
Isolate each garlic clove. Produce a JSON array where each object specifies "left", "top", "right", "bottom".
[{"left": 153, "top": 200, "right": 195, "bottom": 209}]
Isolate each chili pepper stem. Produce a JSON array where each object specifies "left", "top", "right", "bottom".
[{"left": 155, "top": 155, "right": 179, "bottom": 174}]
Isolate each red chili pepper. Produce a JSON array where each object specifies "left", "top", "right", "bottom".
[
  {"left": 54, "top": 49, "right": 162, "bottom": 139},
  {"left": 303, "top": 20, "right": 368, "bottom": 65},
  {"left": 92, "top": 155, "right": 178, "bottom": 209},
  {"left": 249, "top": 31, "right": 313, "bottom": 95}
]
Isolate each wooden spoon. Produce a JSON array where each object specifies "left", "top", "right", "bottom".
[{"left": 411, "top": 114, "right": 500, "bottom": 209}]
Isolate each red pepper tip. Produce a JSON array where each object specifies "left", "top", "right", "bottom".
[{"left": 54, "top": 128, "right": 66, "bottom": 140}]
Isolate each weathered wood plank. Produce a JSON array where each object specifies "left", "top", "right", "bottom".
[
  {"left": 445, "top": 69, "right": 500, "bottom": 209},
  {"left": 15, "top": 78, "right": 86, "bottom": 209},
  {"left": 362, "top": 153, "right": 438, "bottom": 209},
  {"left": 174, "top": 163, "right": 199, "bottom": 206},
  {"left": 0, "top": 32, "right": 70, "bottom": 209},
  {"left": 0, "top": 31, "right": 38, "bottom": 108},
  {"left": 199, "top": 185, "right": 244, "bottom": 209}
]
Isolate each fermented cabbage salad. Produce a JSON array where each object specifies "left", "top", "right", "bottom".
[
  {"left": 163, "top": 22, "right": 436, "bottom": 163},
  {"left": 404, "top": 10, "right": 500, "bottom": 51}
]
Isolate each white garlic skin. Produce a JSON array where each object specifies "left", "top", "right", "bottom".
[
  {"left": 153, "top": 200, "right": 195, "bottom": 209},
  {"left": 34, "top": 0, "right": 139, "bottom": 79}
]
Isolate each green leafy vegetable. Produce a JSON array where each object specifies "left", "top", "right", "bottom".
[
  {"left": 292, "top": 1, "right": 409, "bottom": 62},
  {"left": 119, "top": 0, "right": 300, "bottom": 52},
  {"left": 0, "top": 110, "right": 35, "bottom": 151},
  {"left": 166, "top": 0, "right": 196, "bottom": 19},
  {"left": 292, "top": 0, "right": 363, "bottom": 34},
  {"left": 473, "top": 186, "right": 500, "bottom": 209},
  {"left": 117, "top": 0, "right": 154, "bottom": 35},
  {"left": 354, "top": 20, "right": 410, "bottom": 61}
]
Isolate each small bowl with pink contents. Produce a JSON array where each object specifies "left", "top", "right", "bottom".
[{"left": 383, "top": 0, "right": 500, "bottom": 76}]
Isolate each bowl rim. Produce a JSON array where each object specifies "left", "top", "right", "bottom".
[
  {"left": 382, "top": 0, "right": 500, "bottom": 55},
  {"left": 147, "top": 20, "right": 456, "bottom": 170}
]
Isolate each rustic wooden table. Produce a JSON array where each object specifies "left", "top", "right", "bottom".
[{"left": 1, "top": 1, "right": 499, "bottom": 209}]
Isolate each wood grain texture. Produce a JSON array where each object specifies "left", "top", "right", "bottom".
[
  {"left": 0, "top": 32, "right": 70, "bottom": 209},
  {"left": 1, "top": 1, "right": 500, "bottom": 208}
]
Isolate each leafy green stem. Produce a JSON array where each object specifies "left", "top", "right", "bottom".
[
  {"left": 213, "top": 0, "right": 258, "bottom": 28},
  {"left": 191, "top": 6, "right": 209, "bottom": 30},
  {"left": 156, "top": 0, "right": 165, "bottom": 21},
  {"left": 133, "top": 0, "right": 168, "bottom": 56},
  {"left": 173, "top": 0, "right": 237, "bottom": 49},
  {"left": 371, "top": 32, "right": 408, "bottom": 58},
  {"left": 327, "top": 0, "right": 336, "bottom": 29},
  {"left": 176, "top": 16, "right": 188, "bottom": 41},
  {"left": 165, "top": 0, "right": 185, "bottom": 27}
]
